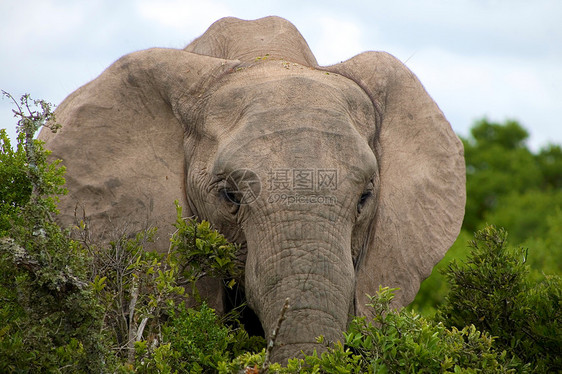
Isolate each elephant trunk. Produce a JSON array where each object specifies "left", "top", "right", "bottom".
[{"left": 244, "top": 210, "right": 356, "bottom": 363}]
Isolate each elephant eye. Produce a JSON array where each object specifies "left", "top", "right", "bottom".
[
  {"left": 220, "top": 188, "right": 241, "bottom": 206},
  {"left": 219, "top": 188, "right": 242, "bottom": 216},
  {"left": 357, "top": 191, "right": 372, "bottom": 214},
  {"left": 357, "top": 179, "right": 376, "bottom": 215}
]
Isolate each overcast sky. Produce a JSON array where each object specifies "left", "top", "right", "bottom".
[{"left": 1, "top": 0, "right": 561, "bottom": 150}]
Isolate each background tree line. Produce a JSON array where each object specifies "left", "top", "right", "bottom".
[
  {"left": 411, "top": 118, "right": 562, "bottom": 314},
  {"left": 0, "top": 95, "right": 560, "bottom": 372}
]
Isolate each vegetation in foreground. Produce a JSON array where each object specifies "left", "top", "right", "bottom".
[{"left": 1, "top": 94, "right": 560, "bottom": 372}]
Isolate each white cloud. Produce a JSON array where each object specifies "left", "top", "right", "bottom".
[
  {"left": 137, "top": 0, "right": 232, "bottom": 36},
  {"left": 0, "top": 1, "right": 561, "bottom": 149},
  {"left": 407, "top": 47, "right": 562, "bottom": 148},
  {"left": 311, "top": 17, "right": 367, "bottom": 65},
  {"left": 1, "top": 1, "right": 90, "bottom": 53}
]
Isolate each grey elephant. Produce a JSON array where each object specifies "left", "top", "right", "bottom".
[{"left": 39, "top": 16, "right": 465, "bottom": 362}]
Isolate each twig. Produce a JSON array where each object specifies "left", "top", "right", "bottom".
[
  {"left": 127, "top": 279, "right": 140, "bottom": 363},
  {"left": 262, "top": 298, "right": 290, "bottom": 372}
]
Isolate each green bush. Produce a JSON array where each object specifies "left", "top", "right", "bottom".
[
  {"left": 264, "top": 226, "right": 560, "bottom": 373},
  {"left": 264, "top": 287, "right": 522, "bottom": 373},
  {"left": 170, "top": 203, "right": 243, "bottom": 300},
  {"left": 0, "top": 94, "right": 109, "bottom": 372},
  {"left": 437, "top": 226, "right": 562, "bottom": 372},
  {"left": 87, "top": 227, "right": 187, "bottom": 366},
  {"left": 83, "top": 204, "right": 264, "bottom": 371},
  {"left": 0, "top": 130, "right": 31, "bottom": 235},
  {"left": 0, "top": 129, "right": 66, "bottom": 237},
  {"left": 132, "top": 303, "right": 251, "bottom": 373},
  {"left": 164, "top": 303, "right": 233, "bottom": 371},
  {"left": 121, "top": 211, "right": 265, "bottom": 373}
]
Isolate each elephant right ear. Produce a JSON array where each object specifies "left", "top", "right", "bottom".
[
  {"left": 39, "top": 48, "right": 239, "bottom": 249},
  {"left": 325, "top": 52, "right": 466, "bottom": 312}
]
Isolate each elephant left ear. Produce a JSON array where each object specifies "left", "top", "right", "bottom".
[
  {"left": 325, "top": 52, "right": 466, "bottom": 313},
  {"left": 38, "top": 48, "right": 240, "bottom": 250}
]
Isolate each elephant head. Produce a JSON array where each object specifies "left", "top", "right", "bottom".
[{"left": 39, "top": 16, "right": 465, "bottom": 362}]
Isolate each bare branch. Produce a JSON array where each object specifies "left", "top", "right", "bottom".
[{"left": 262, "top": 298, "right": 290, "bottom": 372}]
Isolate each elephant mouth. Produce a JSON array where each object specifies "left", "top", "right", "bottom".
[
  {"left": 223, "top": 281, "right": 344, "bottom": 363},
  {"left": 223, "top": 280, "right": 266, "bottom": 338}
]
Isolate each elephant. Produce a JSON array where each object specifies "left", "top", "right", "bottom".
[{"left": 38, "top": 16, "right": 465, "bottom": 363}]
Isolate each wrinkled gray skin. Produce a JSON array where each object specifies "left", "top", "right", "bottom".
[{"left": 39, "top": 16, "right": 465, "bottom": 362}]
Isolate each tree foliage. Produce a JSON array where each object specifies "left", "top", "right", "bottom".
[
  {"left": 0, "top": 94, "right": 106, "bottom": 372},
  {"left": 462, "top": 118, "right": 561, "bottom": 234},
  {"left": 437, "top": 226, "right": 561, "bottom": 372},
  {"left": 0, "top": 128, "right": 65, "bottom": 236},
  {"left": 0, "top": 130, "right": 31, "bottom": 233},
  {"left": 170, "top": 204, "right": 243, "bottom": 302},
  {"left": 413, "top": 118, "right": 562, "bottom": 316}
]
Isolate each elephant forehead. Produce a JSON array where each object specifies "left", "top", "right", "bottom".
[
  {"left": 215, "top": 130, "right": 378, "bottom": 188},
  {"left": 208, "top": 100, "right": 377, "bottom": 184},
  {"left": 203, "top": 62, "right": 377, "bottom": 141}
]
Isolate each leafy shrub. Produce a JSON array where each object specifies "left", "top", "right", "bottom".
[
  {"left": 82, "top": 204, "right": 263, "bottom": 370},
  {"left": 133, "top": 303, "right": 241, "bottom": 373},
  {"left": 86, "top": 227, "right": 186, "bottom": 365},
  {"left": 0, "top": 94, "right": 108, "bottom": 372},
  {"left": 263, "top": 287, "right": 522, "bottom": 373},
  {"left": 127, "top": 302, "right": 266, "bottom": 374},
  {"left": 0, "top": 131, "right": 65, "bottom": 237},
  {"left": 79, "top": 202, "right": 264, "bottom": 372},
  {"left": 437, "top": 226, "right": 562, "bottom": 372},
  {"left": 170, "top": 203, "right": 243, "bottom": 300},
  {"left": 0, "top": 93, "right": 65, "bottom": 236},
  {"left": 0, "top": 130, "right": 31, "bottom": 235}
]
